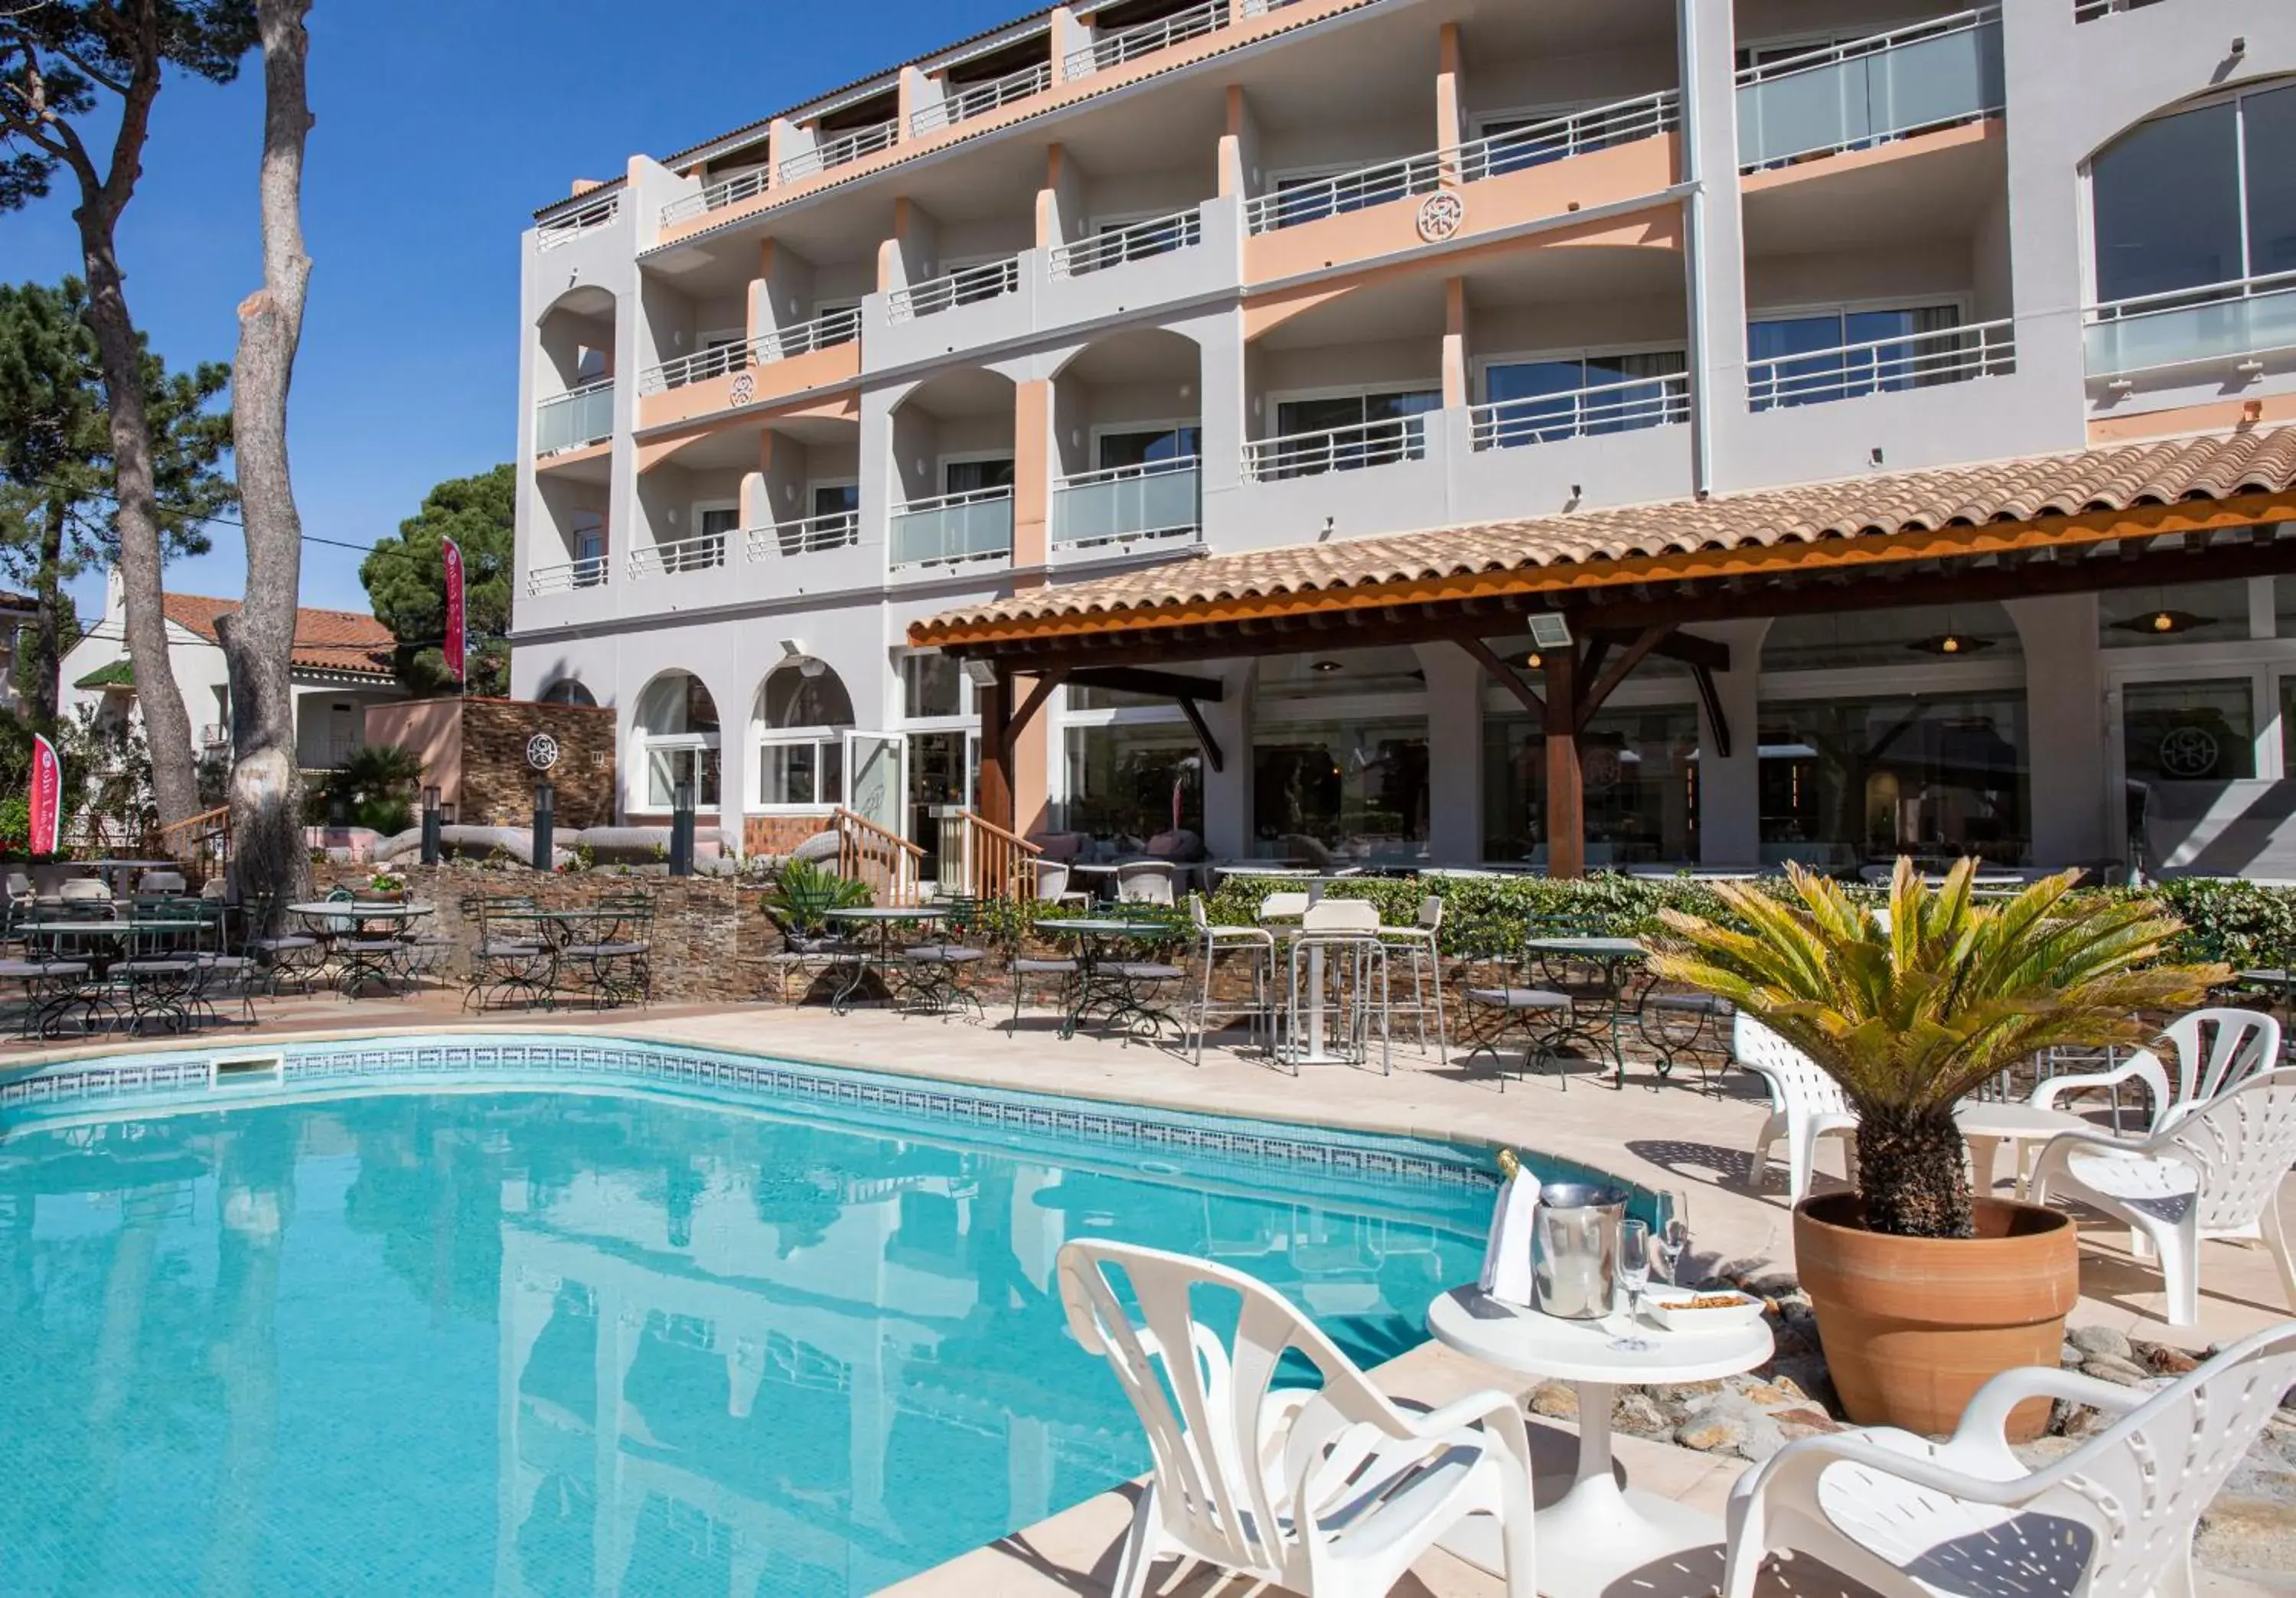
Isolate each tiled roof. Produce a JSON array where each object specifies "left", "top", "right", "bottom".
[
  {"left": 914, "top": 426, "right": 2296, "bottom": 643},
  {"left": 73, "top": 658, "right": 135, "bottom": 690},
  {"left": 162, "top": 593, "right": 398, "bottom": 680}
]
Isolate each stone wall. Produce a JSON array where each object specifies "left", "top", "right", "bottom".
[
  {"left": 460, "top": 699, "right": 617, "bottom": 830},
  {"left": 744, "top": 812, "right": 836, "bottom": 857}
]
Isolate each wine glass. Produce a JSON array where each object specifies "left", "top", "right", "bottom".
[
  {"left": 1656, "top": 1190, "right": 1691, "bottom": 1286},
  {"left": 1610, "top": 1218, "right": 1655, "bottom": 1352}
]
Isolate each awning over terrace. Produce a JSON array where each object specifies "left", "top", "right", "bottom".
[{"left": 913, "top": 427, "right": 2296, "bottom": 876}]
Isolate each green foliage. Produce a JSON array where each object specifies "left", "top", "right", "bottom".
[
  {"left": 2127, "top": 876, "right": 2296, "bottom": 973},
  {"left": 359, "top": 465, "right": 514, "bottom": 697},
  {"left": 762, "top": 857, "right": 872, "bottom": 936},
  {"left": 0, "top": 794, "right": 28, "bottom": 846},
  {"left": 311, "top": 742, "right": 423, "bottom": 834}
]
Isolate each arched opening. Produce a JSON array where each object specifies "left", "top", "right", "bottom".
[
  {"left": 887, "top": 367, "right": 1017, "bottom": 569},
  {"left": 753, "top": 657, "right": 855, "bottom": 807},
  {"left": 535, "top": 285, "right": 617, "bottom": 456},
  {"left": 1049, "top": 328, "right": 1203, "bottom": 551},
  {"left": 632, "top": 671, "right": 721, "bottom": 810},
  {"left": 540, "top": 678, "right": 598, "bottom": 707}
]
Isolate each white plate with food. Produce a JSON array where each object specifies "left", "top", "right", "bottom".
[{"left": 1645, "top": 1289, "right": 1766, "bottom": 1332}]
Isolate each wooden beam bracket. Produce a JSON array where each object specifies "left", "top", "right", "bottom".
[{"left": 1176, "top": 697, "right": 1226, "bottom": 773}]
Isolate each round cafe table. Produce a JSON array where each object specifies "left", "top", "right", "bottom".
[
  {"left": 822, "top": 905, "right": 944, "bottom": 1015},
  {"left": 1526, "top": 934, "right": 1650, "bottom": 1087},
  {"left": 1953, "top": 1098, "right": 2095, "bottom": 1199},
  {"left": 1427, "top": 1283, "right": 1772, "bottom": 1598}
]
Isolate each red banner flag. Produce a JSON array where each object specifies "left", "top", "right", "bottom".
[
  {"left": 29, "top": 733, "right": 60, "bottom": 856},
  {"left": 442, "top": 537, "right": 467, "bottom": 683}
]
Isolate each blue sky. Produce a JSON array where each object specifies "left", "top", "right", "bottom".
[{"left": 5, "top": 0, "right": 1020, "bottom": 623}]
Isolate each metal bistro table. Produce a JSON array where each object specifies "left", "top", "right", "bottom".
[
  {"left": 1427, "top": 1283, "right": 1773, "bottom": 1598},
  {"left": 486, "top": 905, "right": 633, "bottom": 1008},
  {"left": 286, "top": 899, "right": 436, "bottom": 995},
  {"left": 16, "top": 917, "right": 204, "bottom": 1034},
  {"left": 822, "top": 905, "right": 944, "bottom": 1015},
  {"left": 1034, "top": 918, "right": 1183, "bottom": 1041},
  {"left": 1527, "top": 934, "right": 1651, "bottom": 1088}
]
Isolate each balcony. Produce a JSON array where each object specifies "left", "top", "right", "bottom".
[
  {"left": 535, "top": 380, "right": 614, "bottom": 456},
  {"left": 889, "top": 488, "right": 1013, "bottom": 569},
  {"left": 1244, "top": 416, "right": 1427, "bottom": 482},
  {"left": 747, "top": 510, "right": 861, "bottom": 559},
  {"left": 889, "top": 257, "right": 1022, "bottom": 322},
  {"left": 2085, "top": 272, "right": 2296, "bottom": 381},
  {"left": 639, "top": 308, "right": 861, "bottom": 396},
  {"left": 1469, "top": 372, "right": 1689, "bottom": 452},
  {"left": 1065, "top": 0, "right": 1228, "bottom": 78},
  {"left": 528, "top": 556, "right": 610, "bottom": 596},
  {"left": 1052, "top": 458, "right": 1201, "bottom": 551},
  {"left": 2074, "top": 0, "right": 2168, "bottom": 18},
  {"left": 1247, "top": 152, "right": 1442, "bottom": 236},
  {"left": 628, "top": 532, "right": 728, "bottom": 580},
  {"left": 1736, "top": 8, "right": 2004, "bottom": 173},
  {"left": 663, "top": 168, "right": 767, "bottom": 229},
  {"left": 1049, "top": 210, "right": 1204, "bottom": 279},
  {"left": 779, "top": 119, "right": 899, "bottom": 184},
  {"left": 538, "top": 194, "right": 619, "bottom": 250},
  {"left": 1749, "top": 317, "right": 2014, "bottom": 411},
  {"left": 1456, "top": 90, "right": 1678, "bottom": 184},
  {"left": 912, "top": 61, "right": 1052, "bottom": 135}
]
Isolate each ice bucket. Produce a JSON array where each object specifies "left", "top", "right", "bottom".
[{"left": 1533, "top": 1182, "right": 1630, "bottom": 1319}]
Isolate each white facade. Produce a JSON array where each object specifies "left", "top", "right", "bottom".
[{"left": 510, "top": 0, "right": 2296, "bottom": 877}]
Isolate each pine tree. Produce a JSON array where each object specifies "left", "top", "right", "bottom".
[{"left": 360, "top": 465, "right": 515, "bottom": 698}]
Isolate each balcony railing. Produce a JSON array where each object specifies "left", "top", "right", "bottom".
[
  {"left": 888, "top": 257, "right": 1021, "bottom": 322},
  {"left": 890, "top": 488, "right": 1013, "bottom": 569},
  {"left": 1749, "top": 316, "right": 2014, "bottom": 411},
  {"left": 638, "top": 308, "right": 860, "bottom": 396},
  {"left": 1736, "top": 8, "right": 2004, "bottom": 172},
  {"left": 628, "top": 533, "right": 728, "bottom": 580},
  {"left": 535, "top": 380, "right": 614, "bottom": 455},
  {"left": 1049, "top": 210, "right": 1204, "bottom": 279},
  {"left": 527, "top": 556, "right": 610, "bottom": 595},
  {"left": 912, "top": 61, "right": 1052, "bottom": 135},
  {"left": 1456, "top": 90, "right": 1679, "bottom": 184},
  {"left": 2085, "top": 272, "right": 2296, "bottom": 380},
  {"left": 748, "top": 510, "right": 862, "bottom": 559},
  {"left": 778, "top": 119, "right": 899, "bottom": 184},
  {"left": 1470, "top": 372, "right": 1690, "bottom": 451},
  {"left": 2074, "top": 0, "right": 2167, "bottom": 18},
  {"left": 640, "top": 342, "right": 745, "bottom": 396},
  {"left": 1247, "top": 151, "right": 1445, "bottom": 234},
  {"left": 1052, "top": 458, "right": 1202, "bottom": 549},
  {"left": 663, "top": 167, "right": 769, "bottom": 227},
  {"left": 1066, "top": 0, "right": 1227, "bottom": 77},
  {"left": 538, "top": 194, "right": 619, "bottom": 249},
  {"left": 1244, "top": 416, "right": 1427, "bottom": 481}
]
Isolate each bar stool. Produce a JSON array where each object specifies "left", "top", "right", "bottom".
[
  {"left": 1375, "top": 894, "right": 1447, "bottom": 1062},
  {"left": 1286, "top": 898, "right": 1391, "bottom": 1075},
  {"left": 1186, "top": 892, "right": 1274, "bottom": 1065}
]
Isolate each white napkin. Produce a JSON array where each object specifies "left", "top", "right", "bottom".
[{"left": 1478, "top": 1166, "right": 1540, "bottom": 1307}]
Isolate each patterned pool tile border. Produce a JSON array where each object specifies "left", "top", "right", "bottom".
[{"left": 0, "top": 1033, "right": 1577, "bottom": 1200}]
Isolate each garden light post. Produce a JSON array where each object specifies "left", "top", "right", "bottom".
[
  {"left": 420, "top": 785, "right": 441, "bottom": 866},
  {"left": 532, "top": 781, "right": 555, "bottom": 871},
  {"left": 670, "top": 778, "right": 695, "bottom": 877}
]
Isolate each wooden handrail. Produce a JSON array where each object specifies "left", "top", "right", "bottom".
[
  {"left": 954, "top": 807, "right": 1042, "bottom": 902},
  {"left": 159, "top": 804, "right": 232, "bottom": 859},
  {"left": 833, "top": 805, "right": 922, "bottom": 906},
  {"left": 960, "top": 810, "right": 1041, "bottom": 853}
]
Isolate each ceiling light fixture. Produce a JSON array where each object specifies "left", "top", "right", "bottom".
[
  {"left": 1907, "top": 631, "right": 1996, "bottom": 657},
  {"left": 2110, "top": 608, "right": 2210, "bottom": 637},
  {"left": 1310, "top": 659, "right": 1342, "bottom": 673}
]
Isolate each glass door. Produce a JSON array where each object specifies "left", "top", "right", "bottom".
[{"left": 843, "top": 732, "right": 905, "bottom": 837}]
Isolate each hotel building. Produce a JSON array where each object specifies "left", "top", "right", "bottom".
[{"left": 510, "top": 0, "right": 2296, "bottom": 880}]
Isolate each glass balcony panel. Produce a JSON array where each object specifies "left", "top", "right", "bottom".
[
  {"left": 890, "top": 491, "right": 1013, "bottom": 569},
  {"left": 1052, "top": 460, "right": 1201, "bottom": 548},
  {"left": 2085, "top": 275, "right": 2296, "bottom": 377},
  {"left": 1737, "top": 11, "right": 2004, "bottom": 171},
  {"left": 536, "top": 382, "right": 613, "bottom": 455}
]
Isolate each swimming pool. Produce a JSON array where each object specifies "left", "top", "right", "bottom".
[{"left": 0, "top": 1035, "right": 1638, "bottom": 1595}]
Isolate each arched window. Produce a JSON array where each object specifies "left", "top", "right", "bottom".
[
  {"left": 755, "top": 659, "right": 854, "bottom": 807},
  {"left": 633, "top": 672, "right": 720, "bottom": 809},
  {"left": 540, "top": 678, "right": 597, "bottom": 707}
]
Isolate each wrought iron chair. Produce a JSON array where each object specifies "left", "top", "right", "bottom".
[
  {"left": 1453, "top": 918, "right": 1570, "bottom": 1091},
  {"left": 463, "top": 895, "right": 550, "bottom": 1010},
  {"left": 558, "top": 892, "right": 654, "bottom": 1009},
  {"left": 902, "top": 894, "right": 990, "bottom": 1019}
]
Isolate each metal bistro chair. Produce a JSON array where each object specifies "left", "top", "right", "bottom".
[
  {"left": 1375, "top": 893, "right": 1448, "bottom": 1062},
  {"left": 902, "top": 895, "right": 991, "bottom": 1019},
  {"left": 0, "top": 914, "right": 93, "bottom": 1038},
  {"left": 559, "top": 892, "right": 654, "bottom": 1009},
  {"left": 1286, "top": 898, "right": 1392, "bottom": 1075},
  {"left": 243, "top": 885, "right": 325, "bottom": 996},
  {"left": 186, "top": 895, "right": 257, "bottom": 1025},
  {"left": 464, "top": 894, "right": 549, "bottom": 1010},
  {"left": 1639, "top": 988, "right": 1737, "bottom": 1092},
  {"left": 329, "top": 886, "right": 411, "bottom": 1000},
  {"left": 1186, "top": 892, "right": 1275, "bottom": 1065},
  {"left": 1454, "top": 918, "right": 1570, "bottom": 1091},
  {"left": 116, "top": 913, "right": 203, "bottom": 1034}
]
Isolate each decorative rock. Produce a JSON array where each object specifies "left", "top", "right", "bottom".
[
  {"left": 1528, "top": 1381, "right": 1578, "bottom": 1421},
  {"left": 2146, "top": 1345, "right": 2201, "bottom": 1376},
  {"left": 1677, "top": 1393, "right": 1788, "bottom": 1463},
  {"left": 2068, "top": 1325, "right": 2134, "bottom": 1363},
  {"left": 1613, "top": 1391, "right": 1671, "bottom": 1436},
  {"left": 1769, "top": 1406, "right": 1844, "bottom": 1440},
  {"left": 2060, "top": 1342, "right": 2085, "bottom": 1367},
  {"left": 2014, "top": 1436, "right": 2086, "bottom": 1469},
  {"left": 2082, "top": 1354, "right": 2154, "bottom": 1387}
]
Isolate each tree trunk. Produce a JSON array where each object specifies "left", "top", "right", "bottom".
[
  {"left": 221, "top": 0, "right": 316, "bottom": 925},
  {"left": 27, "top": 493, "right": 68, "bottom": 731},
  {"left": 1853, "top": 1104, "right": 1974, "bottom": 1239},
  {"left": 77, "top": 226, "right": 201, "bottom": 831}
]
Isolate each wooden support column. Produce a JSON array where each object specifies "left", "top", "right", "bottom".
[
  {"left": 1544, "top": 643, "right": 1584, "bottom": 880},
  {"left": 977, "top": 669, "right": 1014, "bottom": 832}
]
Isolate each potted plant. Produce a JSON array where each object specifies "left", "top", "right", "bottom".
[
  {"left": 365, "top": 869, "right": 409, "bottom": 903},
  {"left": 1649, "top": 858, "right": 2220, "bottom": 1438},
  {"left": 762, "top": 858, "right": 869, "bottom": 953}
]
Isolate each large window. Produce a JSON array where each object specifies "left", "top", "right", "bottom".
[
  {"left": 633, "top": 672, "right": 721, "bottom": 810},
  {"left": 2123, "top": 679, "right": 2255, "bottom": 784},
  {"left": 755, "top": 659, "right": 855, "bottom": 807},
  {"left": 1060, "top": 723, "right": 1204, "bottom": 843},
  {"left": 1252, "top": 719, "right": 1428, "bottom": 864},
  {"left": 1479, "top": 350, "right": 1687, "bottom": 446},
  {"left": 1484, "top": 704, "right": 1699, "bottom": 866},
  {"left": 2099, "top": 580, "right": 2254, "bottom": 647},
  {"left": 1261, "top": 388, "right": 1439, "bottom": 479},
  {"left": 1758, "top": 693, "right": 2029, "bottom": 868},
  {"left": 2092, "top": 82, "right": 2296, "bottom": 305},
  {"left": 1097, "top": 426, "right": 1200, "bottom": 470}
]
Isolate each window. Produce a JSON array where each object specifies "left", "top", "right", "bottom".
[
  {"left": 574, "top": 344, "right": 608, "bottom": 384},
  {"left": 1251, "top": 719, "right": 1429, "bottom": 863},
  {"left": 1093, "top": 214, "right": 1192, "bottom": 268},
  {"left": 902, "top": 653, "right": 963, "bottom": 719},
  {"left": 2101, "top": 580, "right": 2254, "bottom": 647},
  {"left": 668, "top": 504, "right": 735, "bottom": 572},
  {"left": 812, "top": 483, "right": 859, "bottom": 518},
  {"left": 1485, "top": 703, "right": 1699, "bottom": 866},
  {"left": 1758, "top": 693, "right": 2030, "bottom": 868},
  {"left": 1061, "top": 723, "right": 1204, "bottom": 842},
  {"left": 814, "top": 300, "right": 861, "bottom": 345},
  {"left": 1479, "top": 350, "right": 1686, "bottom": 446},
  {"left": 634, "top": 672, "right": 722, "bottom": 810},
  {"left": 1747, "top": 303, "right": 1963, "bottom": 409},
  {"left": 760, "top": 741, "right": 843, "bottom": 806},
  {"left": 570, "top": 510, "right": 606, "bottom": 584},
  {"left": 1262, "top": 389, "right": 1438, "bottom": 479},
  {"left": 1472, "top": 99, "right": 1662, "bottom": 176},
  {"left": 1097, "top": 426, "right": 1201, "bottom": 470},
  {"left": 756, "top": 659, "right": 856, "bottom": 807},
  {"left": 944, "top": 457, "right": 1015, "bottom": 495},
  {"left": 2123, "top": 679, "right": 2255, "bottom": 783},
  {"left": 540, "top": 679, "right": 597, "bottom": 707},
  {"left": 2092, "top": 82, "right": 2296, "bottom": 305},
  {"left": 1765, "top": 602, "right": 2020, "bottom": 671},
  {"left": 1270, "top": 161, "right": 1423, "bottom": 227}
]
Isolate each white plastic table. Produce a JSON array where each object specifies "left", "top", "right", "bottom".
[
  {"left": 1426, "top": 1283, "right": 1773, "bottom": 1598},
  {"left": 1953, "top": 1099, "right": 2095, "bottom": 1198}
]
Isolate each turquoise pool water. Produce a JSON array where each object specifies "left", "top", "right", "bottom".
[{"left": 0, "top": 1040, "right": 1544, "bottom": 1596}]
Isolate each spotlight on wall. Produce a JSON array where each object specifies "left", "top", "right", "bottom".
[
  {"left": 960, "top": 659, "right": 1000, "bottom": 688},
  {"left": 778, "top": 638, "right": 806, "bottom": 659}
]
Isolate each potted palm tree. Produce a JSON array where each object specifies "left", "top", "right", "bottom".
[{"left": 1649, "top": 858, "right": 2221, "bottom": 1437}]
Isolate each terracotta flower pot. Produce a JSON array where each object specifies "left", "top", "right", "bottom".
[{"left": 1793, "top": 1192, "right": 2079, "bottom": 1440}]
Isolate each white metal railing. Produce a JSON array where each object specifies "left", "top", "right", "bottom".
[
  {"left": 890, "top": 488, "right": 1013, "bottom": 569},
  {"left": 1066, "top": 0, "right": 1228, "bottom": 78},
  {"left": 1244, "top": 416, "right": 1427, "bottom": 481},
  {"left": 748, "top": 510, "right": 862, "bottom": 559},
  {"left": 1736, "top": 8, "right": 2004, "bottom": 171},
  {"left": 1457, "top": 90, "right": 1680, "bottom": 184},
  {"left": 2075, "top": 0, "right": 2165, "bottom": 18},
  {"left": 639, "top": 341, "right": 746, "bottom": 396},
  {"left": 1470, "top": 371, "right": 1690, "bottom": 451},
  {"left": 779, "top": 119, "right": 899, "bottom": 184},
  {"left": 538, "top": 194, "right": 620, "bottom": 249},
  {"left": 1052, "top": 457, "right": 1201, "bottom": 549},
  {"left": 1247, "top": 151, "right": 1444, "bottom": 233},
  {"left": 628, "top": 533, "right": 729, "bottom": 580},
  {"left": 2085, "top": 271, "right": 2296, "bottom": 380},
  {"left": 527, "top": 556, "right": 610, "bottom": 595},
  {"left": 638, "top": 308, "right": 861, "bottom": 396},
  {"left": 662, "top": 166, "right": 768, "bottom": 227},
  {"left": 912, "top": 61, "right": 1052, "bottom": 135},
  {"left": 888, "top": 257, "right": 1021, "bottom": 321},
  {"left": 1049, "top": 210, "right": 1203, "bottom": 278},
  {"left": 200, "top": 723, "right": 228, "bottom": 748},
  {"left": 1748, "top": 317, "right": 2014, "bottom": 410},
  {"left": 535, "top": 380, "right": 614, "bottom": 455}
]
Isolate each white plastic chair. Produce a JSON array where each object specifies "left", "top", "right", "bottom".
[
  {"left": 2029, "top": 1067, "right": 2296, "bottom": 1328},
  {"left": 2029, "top": 1006, "right": 2281, "bottom": 1137},
  {"left": 1720, "top": 1319, "right": 2296, "bottom": 1598},
  {"left": 1117, "top": 859, "right": 1178, "bottom": 906},
  {"left": 1057, "top": 1238, "right": 1537, "bottom": 1598},
  {"left": 1736, "top": 1014, "right": 1858, "bottom": 1204}
]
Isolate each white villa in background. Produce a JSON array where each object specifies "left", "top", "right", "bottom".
[
  {"left": 509, "top": 0, "right": 2296, "bottom": 879},
  {"left": 61, "top": 568, "right": 408, "bottom": 775}
]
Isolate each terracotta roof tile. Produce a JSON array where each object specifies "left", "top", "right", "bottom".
[
  {"left": 163, "top": 592, "right": 398, "bottom": 680},
  {"left": 914, "top": 426, "right": 2296, "bottom": 642}
]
